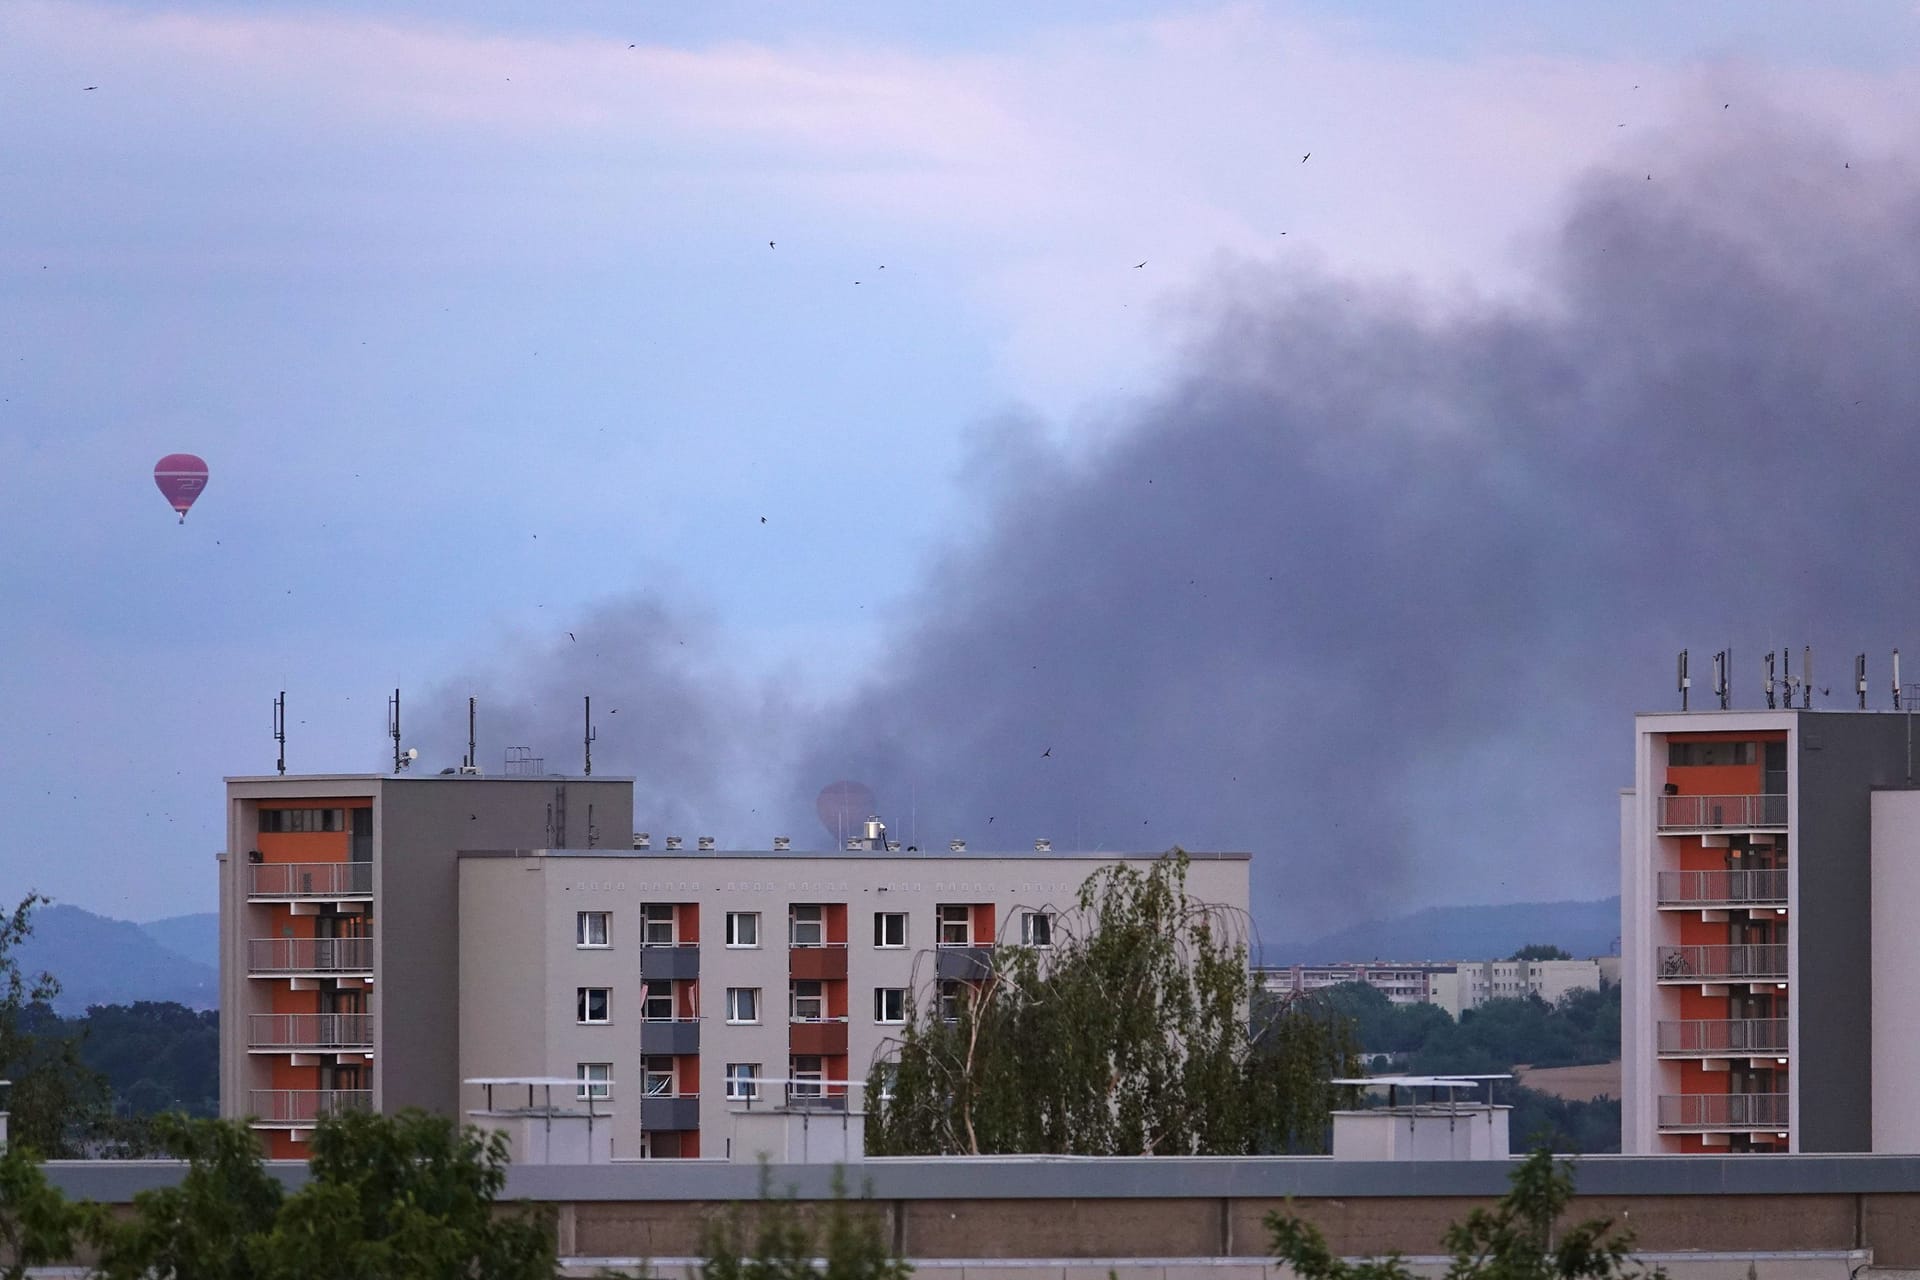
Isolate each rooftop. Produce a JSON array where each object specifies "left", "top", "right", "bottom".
[{"left": 459, "top": 847, "right": 1251, "bottom": 862}]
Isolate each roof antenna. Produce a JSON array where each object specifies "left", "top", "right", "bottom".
[
  {"left": 1677, "top": 649, "right": 1690, "bottom": 711},
  {"left": 1803, "top": 645, "right": 1814, "bottom": 709},
  {"left": 1857, "top": 654, "right": 1868, "bottom": 710},
  {"left": 273, "top": 691, "right": 287, "bottom": 776},
  {"left": 583, "top": 695, "right": 596, "bottom": 776},
  {"left": 466, "top": 696, "right": 477, "bottom": 771},
  {"left": 1712, "top": 649, "right": 1729, "bottom": 710},
  {"left": 1896, "top": 649, "right": 1904, "bottom": 710},
  {"left": 1764, "top": 651, "right": 1777, "bottom": 709},
  {"left": 388, "top": 688, "right": 403, "bottom": 774}
]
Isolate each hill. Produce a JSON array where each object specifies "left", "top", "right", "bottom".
[
  {"left": 1262, "top": 896, "right": 1620, "bottom": 965},
  {"left": 14, "top": 904, "right": 218, "bottom": 1015},
  {"left": 139, "top": 912, "right": 219, "bottom": 970}
]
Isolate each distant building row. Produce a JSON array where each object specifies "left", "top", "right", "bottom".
[{"left": 1256, "top": 956, "right": 1618, "bottom": 1017}]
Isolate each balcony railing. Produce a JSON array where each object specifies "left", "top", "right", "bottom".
[
  {"left": 1657, "top": 869, "right": 1788, "bottom": 908},
  {"left": 1656, "top": 944, "right": 1788, "bottom": 983},
  {"left": 1658, "top": 794, "right": 1787, "bottom": 831},
  {"left": 1657, "top": 1019, "right": 1789, "bottom": 1057},
  {"left": 248, "top": 937, "right": 373, "bottom": 975},
  {"left": 247, "top": 1089, "right": 373, "bottom": 1124},
  {"left": 1658, "top": 1093, "right": 1789, "bottom": 1130},
  {"left": 248, "top": 861, "right": 372, "bottom": 899},
  {"left": 248, "top": 1012, "right": 373, "bottom": 1050}
]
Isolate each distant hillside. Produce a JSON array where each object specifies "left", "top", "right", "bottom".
[
  {"left": 1261, "top": 897, "right": 1621, "bottom": 966},
  {"left": 140, "top": 912, "right": 219, "bottom": 971},
  {"left": 15, "top": 904, "right": 218, "bottom": 1015}
]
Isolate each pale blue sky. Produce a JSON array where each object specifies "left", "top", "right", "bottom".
[{"left": 3, "top": 1, "right": 1917, "bottom": 929}]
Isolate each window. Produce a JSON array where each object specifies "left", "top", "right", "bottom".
[
  {"left": 576, "top": 1062, "right": 611, "bottom": 1100},
  {"left": 257, "top": 807, "right": 346, "bottom": 833},
  {"left": 937, "top": 904, "right": 972, "bottom": 947},
  {"left": 726, "top": 911, "right": 760, "bottom": 948},
  {"left": 790, "top": 1055, "right": 823, "bottom": 1097},
  {"left": 873, "top": 912, "right": 907, "bottom": 948},
  {"left": 1020, "top": 911, "right": 1053, "bottom": 948},
  {"left": 577, "top": 987, "right": 610, "bottom": 1024},
  {"left": 874, "top": 1062, "right": 897, "bottom": 1102},
  {"left": 874, "top": 988, "right": 906, "bottom": 1024},
  {"left": 642, "top": 986, "right": 675, "bottom": 1020},
  {"left": 938, "top": 980, "right": 962, "bottom": 1022},
  {"left": 1668, "top": 740, "right": 1757, "bottom": 766},
  {"left": 726, "top": 1062, "right": 761, "bottom": 1100},
  {"left": 576, "top": 911, "right": 610, "bottom": 948},
  {"left": 790, "top": 904, "right": 824, "bottom": 947},
  {"left": 791, "top": 980, "right": 824, "bottom": 1021},
  {"left": 641, "top": 903, "right": 676, "bottom": 946},
  {"left": 642, "top": 1056, "right": 675, "bottom": 1096},
  {"left": 726, "top": 987, "right": 760, "bottom": 1024}
]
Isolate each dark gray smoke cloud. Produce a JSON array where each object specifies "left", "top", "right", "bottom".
[{"left": 435, "top": 119, "right": 1920, "bottom": 945}]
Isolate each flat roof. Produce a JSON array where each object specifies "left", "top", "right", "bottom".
[
  {"left": 225, "top": 773, "right": 632, "bottom": 783},
  {"left": 458, "top": 847, "right": 1252, "bottom": 862}
]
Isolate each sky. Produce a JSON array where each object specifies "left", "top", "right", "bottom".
[{"left": 6, "top": 1, "right": 1920, "bottom": 945}]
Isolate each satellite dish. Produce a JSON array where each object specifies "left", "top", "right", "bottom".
[
  {"left": 406, "top": 748, "right": 419, "bottom": 761},
  {"left": 816, "top": 780, "right": 876, "bottom": 845},
  {"left": 153, "top": 454, "right": 209, "bottom": 523}
]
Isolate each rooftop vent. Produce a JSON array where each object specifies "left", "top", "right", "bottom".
[
  {"left": 697, "top": 836, "right": 716, "bottom": 852},
  {"left": 845, "top": 838, "right": 864, "bottom": 851},
  {"left": 665, "top": 835, "right": 683, "bottom": 851},
  {"left": 773, "top": 836, "right": 791, "bottom": 851},
  {"left": 885, "top": 840, "right": 901, "bottom": 852},
  {"left": 1034, "top": 838, "right": 1052, "bottom": 853},
  {"left": 949, "top": 839, "right": 966, "bottom": 852},
  {"left": 633, "top": 832, "right": 651, "bottom": 850}
]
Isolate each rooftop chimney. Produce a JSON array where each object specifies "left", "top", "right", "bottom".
[
  {"left": 697, "top": 836, "right": 716, "bottom": 851},
  {"left": 773, "top": 836, "right": 791, "bottom": 851},
  {"left": 949, "top": 839, "right": 966, "bottom": 852},
  {"left": 633, "top": 833, "right": 651, "bottom": 850},
  {"left": 1034, "top": 838, "right": 1052, "bottom": 853},
  {"left": 664, "top": 835, "right": 683, "bottom": 851}
]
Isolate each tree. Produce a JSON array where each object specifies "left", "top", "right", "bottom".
[
  {"left": 701, "top": 1167, "right": 909, "bottom": 1280},
  {"left": 1268, "top": 1149, "right": 1662, "bottom": 1280},
  {"left": 91, "top": 1115, "right": 285, "bottom": 1280},
  {"left": 865, "top": 852, "right": 1357, "bottom": 1155},
  {"left": 0, "top": 895, "right": 108, "bottom": 1156},
  {"left": 0, "top": 1141, "right": 92, "bottom": 1280},
  {"left": 1511, "top": 946, "right": 1573, "bottom": 962}
]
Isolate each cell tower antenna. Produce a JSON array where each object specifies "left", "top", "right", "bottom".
[
  {"left": 1677, "top": 649, "right": 1690, "bottom": 711},
  {"left": 466, "top": 696, "right": 477, "bottom": 770},
  {"left": 388, "top": 688, "right": 403, "bottom": 774},
  {"left": 583, "top": 695, "right": 596, "bottom": 776},
  {"left": 273, "top": 691, "right": 287, "bottom": 776},
  {"left": 1764, "top": 651, "right": 1777, "bottom": 709},
  {"left": 1857, "top": 654, "right": 1869, "bottom": 711},
  {"left": 1713, "top": 649, "right": 1729, "bottom": 710},
  {"left": 1803, "top": 645, "right": 1814, "bottom": 709},
  {"left": 1897, "top": 649, "right": 1904, "bottom": 710}
]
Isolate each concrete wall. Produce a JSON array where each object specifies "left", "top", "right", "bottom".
[{"left": 1872, "top": 789, "right": 1920, "bottom": 1152}]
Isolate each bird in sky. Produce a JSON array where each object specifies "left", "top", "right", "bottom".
[
  {"left": 568, "top": 632, "right": 576, "bottom": 641},
  {"left": 1041, "top": 747, "right": 1052, "bottom": 758},
  {"left": 1301, "top": 152, "right": 1310, "bottom": 163},
  {"left": 1134, "top": 261, "right": 1146, "bottom": 268},
  {"left": 83, "top": 86, "right": 97, "bottom": 91},
  {"left": 768, "top": 241, "right": 775, "bottom": 249},
  {"left": 988, "top": 816, "right": 995, "bottom": 824},
  {"left": 760, "top": 516, "right": 767, "bottom": 523}
]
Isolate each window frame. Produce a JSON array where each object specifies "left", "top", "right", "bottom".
[
  {"left": 726, "top": 987, "right": 760, "bottom": 1024},
  {"left": 1020, "top": 910, "right": 1053, "bottom": 948},
  {"left": 873, "top": 912, "right": 907, "bottom": 949},
  {"left": 640, "top": 903, "right": 676, "bottom": 947},
  {"left": 641, "top": 986, "right": 676, "bottom": 1021},
  {"left": 791, "top": 979, "right": 825, "bottom": 1022},
  {"left": 576, "top": 1062, "right": 612, "bottom": 1101},
  {"left": 576, "top": 911, "right": 611, "bottom": 949},
  {"left": 790, "top": 1054, "right": 824, "bottom": 1097},
  {"left": 642, "top": 1055, "right": 676, "bottom": 1096},
  {"left": 874, "top": 987, "right": 906, "bottom": 1024},
  {"left": 790, "top": 904, "right": 825, "bottom": 947},
  {"left": 937, "top": 904, "right": 972, "bottom": 947},
  {"left": 576, "top": 987, "right": 611, "bottom": 1025},
  {"left": 725, "top": 911, "right": 760, "bottom": 949},
  {"left": 725, "top": 1062, "right": 762, "bottom": 1101}
]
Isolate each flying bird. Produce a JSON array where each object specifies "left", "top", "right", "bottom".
[
  {"left": 760, "top": 516, "right": 767, "bottom": 523},
  {"left": 1041, "top": 747, "right": 1052, "bottom": 758},
  {"left": 768, "top": 241, "right": 775, "bottom": 248},
  {"left": 1301, "top": 152, "right": 1310, "bottom": 163},
  {"left": 83, "top": 86, "right": 97, "bottom": 91},
  {"left": 1134, "top": 261, "right": 1146, "bottom": 268},
  {"left": 568, "top": 632, "right": 576, "bottom": 641}
]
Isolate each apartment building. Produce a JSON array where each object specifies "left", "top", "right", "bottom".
[
  {"left": 222, "top": 770, "right": 1250, "bottom": 1159},
  {"left": 219, "top": 773, "right": 633, "bottom": 1157},
  {"left": 456, "top": 843, "right": 1251, "bottom": 1158},
  {"left": 1258, "top": 958, "right": 1613, "bottom": 1018},
  {"left": 1259, "top": 964, "right": 1451, "bottom": 1007},
  {"left": 1620, "top": 708, "right": 1917, "bottom": 1154}
]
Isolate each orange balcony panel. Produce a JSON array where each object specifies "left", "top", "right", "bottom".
[
  {"left": 790, "top": 1020, "right": 849, "bottom": 1057},
  {"left": 789, "top": 946, "right": 848, "bottom": 980}
]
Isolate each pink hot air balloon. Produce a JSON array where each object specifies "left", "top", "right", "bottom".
[
  {"left": 153, "top": 454, "right": 209, "bottom": 523},
  {"left": 816, "top": 780, "right": 877, "bottom": 846}
]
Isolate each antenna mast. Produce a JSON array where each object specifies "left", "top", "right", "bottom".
[
  {"left": 1677, "top": 649, "right": 1690, "bottom": 711},
  {"left": 583, "top": 695, "right": 596, "bottom": 776},
  {"left": 273, "top": 691, "right": 287, "bottom": 776},
  {"left": 1712, "top": 649, "right": 1729, "bottom": 710},
  {"left": 388, "top": 688, "right": 402, "bottom": 774},
  {"left": 466, "top": 696, "right": 477, "bottom": 771},
  {"left": 1803, "top": 645, "right": 1814, "bottom": 709},
  {"left": 1897, "top": 649, "right": 1904, "bottom": 710},
  {"left": 1857, "top": 654, "right": 1869, "bottom": 710}
]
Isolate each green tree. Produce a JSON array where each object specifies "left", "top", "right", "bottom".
[
  {"left": 0, "top": 895, "right": 109, "bottom": 1157},
  {"left": 1510, "top": 946, "right": 1573, "bottom": 962},
  {"left": 0, "top": 1141, "right": 92, "bottom": 1280},
  {"left": 91, "top": 1115, "right": 284, "bottom": 1280},
  {"left": 866, "top": 852, "right": 1357, "bottom": 1155},
  {"left": 1268, "top": 1149, "right": 1661, "bottom": 1280},
  {"left": 701, "top": 1167, "right": 909, "bottom": 1280}
]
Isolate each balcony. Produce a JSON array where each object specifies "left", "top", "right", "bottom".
[
  {"left": 1656, "top": 944, "right": 1788, "bottom": 984},
  {"left": 248, "top": 861, "right": 372, "bottom": 900},
  {"left": 248, "top": 1012, "right": 373, "bottom": 1051},
  {"left": 639, "top": 944, "right": 700, "bottom": 981},
  {"left": 1658, "top": 1093, "right": 1789, "bottom": 1131},
  {"left": 640, "top": 1017, "right": 701, "bottom": 1055},
  {"left": 1657, "top": 870, "right": 1788, "bottom": 909},
  {"left": 789, "top": 1017, "right": 849, "bottom": 1056},
  {"left": 247, "top": 1089, "right": 373, "bottom": 1126},
  {"left": 789, "top": 945, "right": 848, "bottom": 981},
  {"left": 1658, "top": 794, "right": 1786, "bottom": 832},
  {"left": 248, "top": 937, "right": 373, "bottom": 976},
  {"left": 1657, "top": 1019, "right": 1789, "bottom": 1058},
  {"left": 935, "top": 945, "right": 994, "bottom": 981},
  {"left": 639, "top": 1094, "right": 700, "bottom": 1132}
]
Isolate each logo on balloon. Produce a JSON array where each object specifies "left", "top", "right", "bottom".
[{"left": 154, "top": 454, "right": 210, "bottom": 524}]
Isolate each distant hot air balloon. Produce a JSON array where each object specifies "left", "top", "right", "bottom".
[
  {"left": 154, "top": 454, "right": 209, "bottom": 523},
  {"left": 816, "top": 780, "right": 876, "bottom": 846}
]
